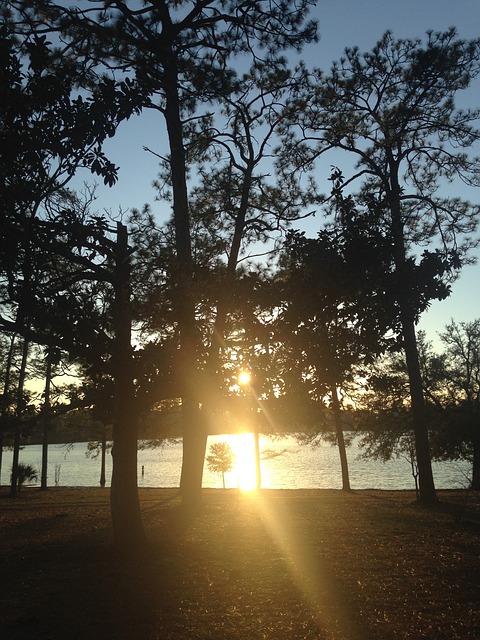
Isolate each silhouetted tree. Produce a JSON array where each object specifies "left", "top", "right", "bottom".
[
  {"left": 0, "top": 333, "right": 18, "bottom": 482},
  {"left": 437, "top": 319, "right": 480, "bottom": 488},
  {"left": 11, "top": 462, "right": 37, "bottom": 491},
  {"left": 0, "top": 10, "right": 141, "bottom": 494},
  {"left": 17, "top": 0, "right": 319, "bottom": 510},
  {"left": 355, "top": 325, "right": 480, "bottom": 492},
  {"left": 280, "top": 29, "right": 480, "bottom": 503},
  {"left": 273, "top": 193, "right": 399, "bottom": 490},
  {"left": 206, "top": 441, "right": 235, "bottom": 489}
]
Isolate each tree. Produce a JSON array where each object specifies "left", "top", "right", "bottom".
[
  {"left": 0, "top": 333, "right": 19, "bottom": 483},
  {"left": 86, "top": 433, "right": 111, "bottom": 488},
  {"left": 281, "top": 29, "right": 480, "bottom": 503},
  {"left": 22, "top": 0, "right": 318, "bottom": 510},
  {"left": 177, "top": 59, "right": 317, "bottom": 495},
  {"left": 272, "top": 191, "right": 399, "bottom": 490},
  {"left": 353, "top": 348, "right": 421, "bottom": 497},
  {"left": 437, "top": 319, "right": 480, "bottom": 488},
  {"left": 206, "top": 441, "right": 235, "bottom": 489},
  {"left": 2, "top": 6, "right": 175, "bottom": 542},
  {"left": 188, "top": 60, "right": 313, "bottom": 361},
  {"left": 11, "top": 462, "right": 38, "bottom": 491},
  {"left": 354, "top": 326, "right": 480, "bottom": 494},
  {"left": 46, "top": 207, "right": 145, "bottom": 546},
  {"left": 0, "top": 9, "right": 141, "bottom": 496},
  {"left": 40, "top": 346, "right": 60, "bottom": 489}
]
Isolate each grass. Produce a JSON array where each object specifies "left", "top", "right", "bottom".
[{"left": 1, "top": 487, "right": 479, "bottom": 639}]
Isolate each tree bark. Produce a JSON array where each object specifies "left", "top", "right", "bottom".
[
  {"left": 179, "top": 400, "right": 206, "bottom": 511},
  {"left": 388, "top": 173, "right": 436, "bottom": 504},
  {"left": 0, "top": 334, "right": 16, "bottom": 485},
  {"left": 163, "top": 47, "right": 205, "bottom": 509},
  {"left": 330, "top": 383, "right": 351, "bottom": 491},
  {"left": 10, "top": 337, "right": 29, "bottom": 497},
  {"left": 100, "top": 425, "right": 107, "bottom": 488},
  {"left": 470, "top": 414, "right": 480, "bottom": 490},
  {"left": 110, "top": 222, "right": 144, "bottom": 548},
  {"left": 40, "top": 349, "right": 53, "bottom": 490},
  {"left": 401, "top": 319, "right": 437, "bottom": 502}
]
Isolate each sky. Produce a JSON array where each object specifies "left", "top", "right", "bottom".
[{"left": 76, "top": 0, "right": 480, "bottom": 347}]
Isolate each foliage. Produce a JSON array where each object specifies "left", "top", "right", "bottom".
[
  {"left": 275, "top": 206, "right": 400, "bottom": 391},
  {"left": 279, "top": 28, "right": 480, "bottom": 503},
  {"left": 0, "top": 11, "right": 140, "bottom": 348},
  {"left": 433, "top": 319, "right": 480, "bottom": 487},
  {"left": 206, "top": 441, "right": 235, "bottom": 489},
  {"left": 281, "top": 28, "right": 480, "bottom": 334},
  {"left": 11, "top": 462, "right": 38, "bottom": 490},
  {"left": 355, "top": 323, "right": 480, "bottom": 489}
]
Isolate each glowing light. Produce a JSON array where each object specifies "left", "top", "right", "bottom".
[{"left": 238, "top": 370, "right": 251, "bottom": 386}]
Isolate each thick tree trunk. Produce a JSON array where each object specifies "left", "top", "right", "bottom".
[
  {"left": 110, "top": 223, "right": 144, "bottom": 548},
  {"left": 164, "top": 52, "right": 205, "bottom": 509},
  {"left": 401, "top": 319, "right": 437, "bottom": 502},
  {"left": 0, "top": 413, "right": 3, "bottom": 485},
  {"left": 330, "top": 383, "right": 351, "bottom": 491},
  {"left": 179, "top": 399, "right": 207, "bottom": 511}
]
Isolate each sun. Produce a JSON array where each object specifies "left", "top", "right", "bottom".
[
  {"left": 232, "top": 432, "right": 257, "bottom": 490},
  {"left": 237, "top": 370, "right": 251, "bottom": 386}
]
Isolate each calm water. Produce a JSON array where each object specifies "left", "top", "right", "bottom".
[{"left": 1, "top": 433, "right": 471, "bottom": 491}]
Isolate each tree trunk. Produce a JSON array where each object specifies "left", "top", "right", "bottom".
[
  {"left": 100, "top": 426, "right": 107, "bottom": 488},
  {"left": 0, "top": 334, "right": 16, "bottom": 484},
  {"left": 205, "top": 163, "right": 253, "bottom": 409},
  {"left": 110, "top": 223, "right": 144, "bottom": 548},
  {"left": 0, "top": 410, "right": 3, "bottom": 486},
  {"left": 330, "top": 383, "right": 351, "bottom": 491},
  {"left": 401, "top": 320, "right": 437, "bottom": 502},
  {"left": 179, "top": 400, "right": 206, "bottom": 511},
  {"left": 41, "top": 350, "right": 53, "bottom": 490},
  {"left": 388, "top": 173, "right": 436, "bottom": 504},
  {"left": 163, "top": 50, "right": 205, "bottom": 509},
  {"left": 470, "top": 415, "right": 480, "bottom": 490},
  {"left": 10, "top": 337, "right": 29, "bottom": 497}
]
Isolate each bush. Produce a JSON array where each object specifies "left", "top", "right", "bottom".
[{"left": 11, "top": 463, "right": 38, "bottom": 491}]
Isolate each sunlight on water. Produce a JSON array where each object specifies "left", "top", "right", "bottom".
[
  {"left": 207, "top": 433, "right": 273, "bottom": 490},
  {"left": 231, "top": 433, "right": 256, "bottom": 490},
  {"left": 0, "top": 434, "right": 471, "bottom": 490}
]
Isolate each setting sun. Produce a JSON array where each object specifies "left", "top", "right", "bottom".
[{"left": 237, "top": 370, "right": 251, "bottom": 386}]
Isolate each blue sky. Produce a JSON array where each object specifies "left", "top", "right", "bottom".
[{"left": 77, "top": 1, "right": 480, "bottom": 346}]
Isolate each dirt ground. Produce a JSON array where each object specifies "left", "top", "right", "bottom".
[{"left": 1, "top": 487, "right": 479, "bottom": 639}]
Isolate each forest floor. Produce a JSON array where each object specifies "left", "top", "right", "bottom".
[{"left": 1, "top": 487, "right": 479, "bottom": 640}]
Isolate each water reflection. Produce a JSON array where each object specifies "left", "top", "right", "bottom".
[{"left": 1, "top": 433, "right": 471, "bottom": 491}]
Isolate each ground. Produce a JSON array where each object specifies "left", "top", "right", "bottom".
[{"left": 1, "top": 487, "right": 479, "bottom": 639}]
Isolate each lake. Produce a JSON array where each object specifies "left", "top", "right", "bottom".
[{"left": 1, "top": 433, "right": 471, "bottom": 491}]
